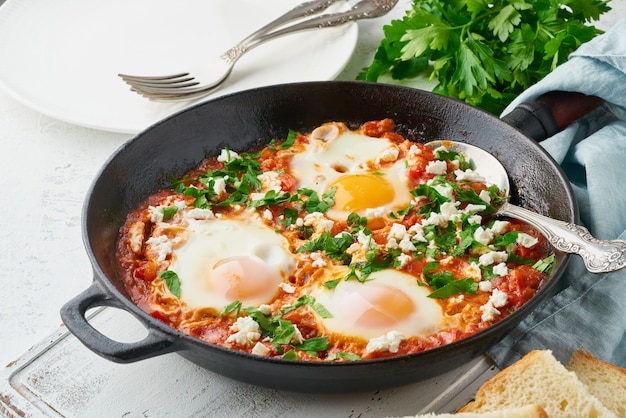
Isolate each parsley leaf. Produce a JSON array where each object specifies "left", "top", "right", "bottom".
[
  {"left": 158, "top": 270, "right": 181, "bottom": 298},
  {"left": 298, "top": 187, "right": 336, "bottom": 214},
  {"left": 422, "top": 262, "right": 478, "bottom": 298},
  {"left": 162, "top": 206, "right": 178, "bottom": 221},
  {"left": 327, "top": 351, "right": 362, "bottom": 361},
  {"left": 533, "top": 254, "right": 555, "bottom": 273},
  {"left": 280, "top": 129, "right": 298, "bottom": 149},
  {"left": 294, "top": 336, "right": 330, "bottom": 353}
]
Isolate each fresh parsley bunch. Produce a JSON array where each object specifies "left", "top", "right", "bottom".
[{"left": 358, "top": 0, "right": 610, "bottom": 114}]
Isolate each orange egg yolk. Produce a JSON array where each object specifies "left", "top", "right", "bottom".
[
  {"left": 206, "top": 256, "right": 279, "bottom": 304},
  {"left": 348, "top": 283, "right": 416, "bottom": 329},
  {"left": 330, "top": 174, "right": 395, "bottom": 212}
]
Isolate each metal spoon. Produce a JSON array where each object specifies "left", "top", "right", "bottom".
[{"left": 427, "top": 140, "right": 626, "bottom": 273}]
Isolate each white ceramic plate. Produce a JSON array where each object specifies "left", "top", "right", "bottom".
[{"left": 0, "top": 0, "right": 358, "bottom": 133}]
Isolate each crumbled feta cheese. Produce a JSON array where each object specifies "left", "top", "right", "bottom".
[
  {"left": 426, "top": 160, "right": 448, "bottom": 175},
  {"left": 148, "top": 205, "right": 164, "bottom": 223},
  {"left": 386, "top": 237, "right": 399, "bottom": 250},
  {"left": 173, "top": 199, "right": 187, "bottom": 210},
  {"left": 187, "top": 208, "right": 215, "bottom": 220},
  {"left": 480, "top": 303, "right": 500, "bottom": 322},
  {"left": 422, "top": 212, "right": 449, "bottom": 228},
  {"left": 396, "top": 253, "right": 412, "bottom": 268},
  {"left": 213, "top": 176, "right": 227, "bottom": 196},
  {"left": 408, "top": 223, "right": 427, "bottom": 242},
  {"left": 365, "top": 331, "right": 404, "bottom": 354},
  {"left": 474, "top": 226, "right": 495, "bottom": 246},
  {"left": 479, "top": 189, "right": 492, "bottom": 203},
  {"left": 439, "top": 201, "right": 461, "bottom": 221},
  {"left": 388, "top": 223, "right": 408, "bottom": 241},
  {"left": 357, "top": 230, "right": 373, "bottom": 249},
  {"left": 478, "top": 280, "right": 492, "bottom": 292},
  {"left": 478, "top": 251, "right": 508, "bottom": 266},
  {"left": 408, "top": 144, "right": 422, "bottom": 157},
  {"left": 449, "top": 294, "right": 465, "bottom": 304},
  {"left": 226, "top": 317, "right": 261, "bottom": 346},
  {"left": 217, "top": 149, "right": 240, "bottom": 162},
  {"left": 279, "top": 282, "right": 296, "bottom": 293},
  {"left": 480, "top": 287, "right": 509, "bottom": 321},
  {"left": 258, "top": 304, "right": 272, "bottom": 316},
  {"left": 291, "top": 325, "right": 304, "bottom": 345},
  {"left": 430, "top": 183, "right": 455, "bottom": 201},
  {"left": 257, "top": 171, "right": 283, "bottom": 192},
  {"left": 517, "top": 232, "right": 539, "bottom": 248},
  {"left": 251, "top": 342, "right": 270, "bottom": 356},
  {"left": 398, "top": 236, "right": 417, "bottom": 252},
  {"left": 490, "top": 288, "right": 509, "bottom": 308},
  {"left": 365, "top": 206, "right": 387, "bottom": 219},
  {"left": 303, "top": 212, "right": 334, "bottom": 234},
  {"left": 468, "top": 214, "right": 482, "bottom": 225},
  {"left": 262, "top": 209, "right": 273, "bottom": 221},
  {"left": 492, "top": 262, "right": 509, "bottom": 277},
  {"left": 454, "top": 168, "right": 485, "bottom": 182},
  {"left": 464, "top": 203, "right": 488, "bottom": 214},
  {"left": 490, "top": 220, "right": 510, "bottom": 235},
  {"left": 145, "top": 235, "right": 172, "bottom": 262},
  {"left": 466, "top": 262, "right": 483, "bottom": 280},
  {"left": 310, "top": 252, "right": 327, "bottom": 268}
]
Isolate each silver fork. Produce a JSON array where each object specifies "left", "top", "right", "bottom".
[{"left": 119, "top": 0, "right": 399, "bottom": 101}]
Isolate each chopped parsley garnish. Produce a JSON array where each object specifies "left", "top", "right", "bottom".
[
  {"left": 298, "top": 187, "right": 336, "bottom": 214},
  {"left": 220, "top": 300, "right": 243, "bottom": 317},
  {"left": 158, "top": 270, "right": 181, "bottom": 298},
  {"left": 280, "top": 129, "right": 298, "bottom": 150},
  {"left": 533, "top": 254, "right": 555, "bottom": 273},
  {"left": 161, "top": 206, "right": 179, "bottom": 221},
  {"left": 229, "top": 296, "right": 333, "bottom": 357},
  {"left": 422, "top": 262, "right": 478, "bottom": 299},
  {"left": 411, "top": 184, "right": 451, "bottom": 216},
  {"left": 282, "top": 295, "right": 333, "bottom": 319},
  {"left": 326, "top": 351, "right": 362, "bottom": 361},
  {"left": 296, "top": 232, "right": 353, "bottom": 265},
  {"left": 248, "top": 190, "right": 293, "bottom": 208}
]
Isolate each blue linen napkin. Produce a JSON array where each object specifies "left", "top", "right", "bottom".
[{"left": 487, "top": 17, "right": 626, "bottom": 368}]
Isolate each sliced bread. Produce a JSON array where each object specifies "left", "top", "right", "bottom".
[
  {"left": 567, "top": 349, "right": 626, "bottom": 417},
  {"left": 459, "top": 350, "right": 616, "bottom": 418},
  {"left": 407, "top": 404, "right": 548, "bottom": 417}
]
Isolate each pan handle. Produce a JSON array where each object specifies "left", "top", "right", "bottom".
[
  {"left": 501, "top": 91, "right": 605, "bottom": 141},
  {"left": 60, "top": 281, "right": 179, "bottom": 363}
]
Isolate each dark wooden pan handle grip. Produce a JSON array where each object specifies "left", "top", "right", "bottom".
[{"left": 501, "top": 91, "right": 605, "bottom": 141}]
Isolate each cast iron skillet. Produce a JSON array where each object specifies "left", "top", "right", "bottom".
[{"left": 61, "top": 81, "right": 594, "bottom": 393}]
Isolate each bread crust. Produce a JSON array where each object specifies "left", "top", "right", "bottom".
[
  {"left": 567, "top": 349, "right": 626, "bottom": 417},
  {"left": 408, "top": 404, "right": 548, "bottom": 417},
  {"left": 459, "top": 350, "right": 615, "bottom": 418}
]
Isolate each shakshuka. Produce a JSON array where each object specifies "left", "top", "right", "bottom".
[{"left": 116, "top": 119, "right": 553, "bottom": 361}]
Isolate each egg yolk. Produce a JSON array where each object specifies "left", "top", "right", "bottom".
[
  {"left": 346, "top": 283, "right": 416, "bottom": 329},
  {"left": 330, "top": 174, "right": 395, "bottom": 212},
  {"left": 205, "top": 256, "right": 279, "bottom": 304}
]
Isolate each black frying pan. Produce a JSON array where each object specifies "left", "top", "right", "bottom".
[{"left": 60, "top": 81, "right": 596, "bottom": 393}]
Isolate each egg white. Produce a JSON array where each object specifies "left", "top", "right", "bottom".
[
  {"left": 308, "top": 268, "right": 444, "bottom": 340},
  {"left": 289, "top": 125, "right": 413, "bottom": 220},
  {"left": 167, "top": 214, "right": 295, "bottom": 310}
]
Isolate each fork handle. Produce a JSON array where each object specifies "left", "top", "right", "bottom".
[
  {"left": 241, "top": 0, "right": 345, "bottom": 45},
  {"left": 245, "top": 0, "right": 395, "bottom": 50}
]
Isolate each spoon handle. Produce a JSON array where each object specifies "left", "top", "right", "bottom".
[{"left": 498, "top": 202, "right": 626, "bottom": 273}]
